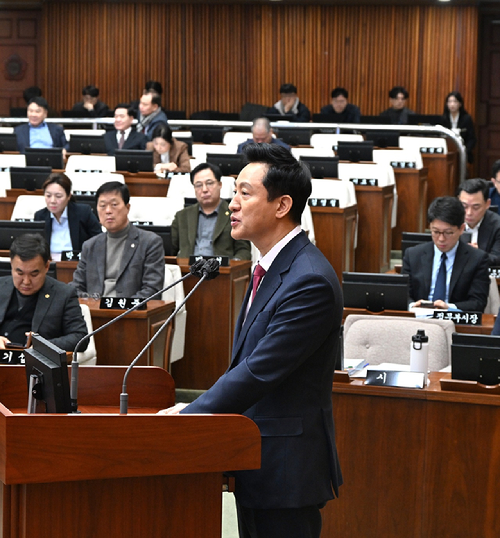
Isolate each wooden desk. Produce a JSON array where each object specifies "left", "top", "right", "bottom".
[
  {"left": 422, "top": 151, "right": 457, "bottom": 208},
  {"left": 310, "top": 204, "right": 357, "bottom": 278},
  {"left": 121, "top": 172, "right": 170, "bottom": 197},
  {"left": 343, "top": 307, "right": 495, "bottom": 334},
  {"left": 171, "top": 258, "right": 251, "bottom": 390},
  {"left": 0, "top": 365, "right": 260, "bottom": 538},
  {"left": 392, "top": 167, "right": 428, "bottom": 250},
  {"left": 354, "top": 184, "right": 394, "bottom": 273},
  {"left": 322, "top": 371, "right": 500, "bottom": 538}
]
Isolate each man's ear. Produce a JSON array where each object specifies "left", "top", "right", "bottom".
[{"left": 275, "top": 195, "right": 293, "bottom": 220}]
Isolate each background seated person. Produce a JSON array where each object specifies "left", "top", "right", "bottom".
[
  {"left": 267, "top": 83, "right": 311, "bottom": 123},
  {"left": 457, "top": 178, "right": 500, "bottom": 266},
  {"left": 136, "top": 91, "right": 169, "bottom": 141},
  {"left": 171, "top": 163, "right": 251, "bottom": 260},
  {"left": 402, "top": 196, "right": 490, "bottom": 312},
  {"left": 71, "top": 181, "right": 165, "bottom": 298},
  {"left": 34, "top": 173, "right": 102, "bottom": 261},
  {"left": 104, "top": 104, "right": 146, "bottom": 156},
  {"left": 488, "top": 159, "right": 500, "bottom": 215},
  {"left": 442, "top": 91, "right": 476, "bottom": 164},
  {"left": 71, "top": 85, "right": 110, "bottom": 117},
  {"left": 0, "top": 234, "right": 88, "bottom": 351},
  {"left": 320, "top": 87, "right": 361, "bottom": 123},
  {"left": 379, "top": 86, "right": 415, "bottom": 125},
  {"left": 237, "top": 117, "right": 290, "bottom": 154},
  {"left": 146, "top": 124, "right": 191, "bottom": 174},
  {"left": 15, "top": 97, "right": 68, "bottom": 154}
]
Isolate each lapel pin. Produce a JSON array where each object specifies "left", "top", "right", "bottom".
[
  {"left": 225, "top": 211, "right": 230, "bottom": 216},
  {"left": 131, "top": 243, "right": 135, "bottom": 248},
  {"left": 45, "top": 294, "right": 50, "bottom": 298}
]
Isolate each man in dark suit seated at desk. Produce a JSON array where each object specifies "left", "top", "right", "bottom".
[
  {"left": 0, "top": 233, "right": 88, "bottom": 351},
  {"left": 171, "top": 162, "right": 252, "bottom": 260},
  {"left": 320, "top": 87, "right": 361, "bottom": 123},
  {"left": 14, "top": 97, "right": 68, "bottom": 155},
  {"left": 161, "top": 143, "right": 343, "bottom": 538},
  {"left": 104, "top": 104, "right": 146, "bottom": 156},
  {"left": 70, "top": 181, "right": 165, "bottom": 298},
  {"left": 402, "top": 196, "right": 490, "bottom": 312},
  {"left": 457, "top": 178, "right": 500, "bottom": 266},
  {"left": 237, "top": 117, "right": 290, "bottom": 154}
]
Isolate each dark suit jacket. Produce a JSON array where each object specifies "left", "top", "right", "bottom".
[
  {"left": 442, "top": 111, "right": 476, "bottom": 163},
  {"left": 266, "top": 101, "right": 311, "bottom": 123},
  {"left": 477, "top": 209, "right": 500, "bottom": 266},
  {"left": 14, "top": 122, "right": 68, "bottom": 154},
  {"left": 104, "top": 129, "right": 146, "bottom": 156},
  {"left": 71, "top": 224, "right": 165, "bottom": 298},
  {"left": 34, "top": 201, "right": 102, "bottom": 251},
  {"left": 71, "top": 101, "right": 110, "bottom": 118},
  {"left": 0, "top": 276, "right": 88, "bottom": 351},
  {"left": 171, "top": 199, "right": 251, "bottom": 260},
  {"left": 182, "top": 232, "right": 343, "bottom": 509},
  {"left": 320, "top": 103, "right": 361, "bottom": 123},
  {"left": 379, "top": 106, "right": 415, "bottom": 125},
  {"left": 402, "top": 240, "right": 490, "bottom": 312}
]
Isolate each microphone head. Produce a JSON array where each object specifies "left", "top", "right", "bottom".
[
  {"left": 202, "top": 258, "right": 220, "bottom": 280},
  {"left": 189, "top": 258, "right": 206, "bottom": 278}
]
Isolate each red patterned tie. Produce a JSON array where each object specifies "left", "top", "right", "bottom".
[{"left": 251, "top": 264, "right": 266, "bottom": 303}]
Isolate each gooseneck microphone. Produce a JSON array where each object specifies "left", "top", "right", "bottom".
[
  {"left": 70, "top": 259, "right": 206, "bottom": 413},
  {"left": 119, "top": 258, "right": 220, "bottom": 414}
]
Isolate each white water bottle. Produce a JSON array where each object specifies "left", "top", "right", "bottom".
[{"left": 410, "top": 329, "right": 429, "bottom": 385}]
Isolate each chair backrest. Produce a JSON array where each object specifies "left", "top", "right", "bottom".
[
  {"left": 399, "top": 136, "right": 448, "bottom": 154},
  {"left": 166, "top": 173, "right": 195, "bottom": 200},
  {"left": 66, "top": 155, "right": 116, "bottom": 173},
  {"left": 66, "top": 172, "right": 125, "bottom": 193},
  {"left": 223, "top": 131, "right": 252, "bottom": 147},
  {"left": 64, "top": 129, "right": 106, "bottom": 140},
  {"left": 11, "top": 195, "right": 45, "bottom": 221},
  {"left": 338, "top": 162, "right": 395, "bottom": 187},
  {"left": 343, "top": 314, "right": 455, "bottom": 371},
  {"left": 485, "top": 275, "right": 500, "bottom": 315},
  {"left": 0, "top": 127, "right": 14, "bottom": 134},
  {"left": 373, "top": 148, "right": 424, "bottom": 170},
  {"left": 220, "top": 176, "right": 236, "bottom": 199},
  {"left": 162, "top": 264, "right": 187, "bottom": 367},
  {"left": 0, "top": 154, "right": 26, "bottom": 169},
  {"left": 310, "top": 133, "right": 364, "bottom": 149},
  {"left": 0, "top": 172, "right": 10, "bottom": 197},
  {"left": 128, "top": 196, "right": 179, "bottom": 226},
  {"left": 291, "top": 147, "right": 335, "bottom": 159},
  {"left": 191, "top": 143, "right": 237, "bottom": 162},
  {"left": 310, "top": 178, "right": 357, "bottom": 208},
  {"left": 302, "top": 204, "right": 315, "bottom": 245},
  {"left": 77, "top": 303, "right": 97, "bottom": 365}
]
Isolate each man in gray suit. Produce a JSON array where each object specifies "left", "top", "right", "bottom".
[
  {"left": 71, "top": 181, "right": 165, "bottom": 298},
  {"left": 0, "top": 234, "right": 88, "bottom": 351}
]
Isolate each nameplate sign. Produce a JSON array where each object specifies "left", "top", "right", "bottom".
[
  {"left": 61, "top": 250, "right": 82, "bottom": 261},
  {"left": 131, "top": 221, "right": 154, "bottom": 226},
  {"left": 390, "top": 161, "right": 416, "bottom": 169},
  {"left": 189, "top": 255, "right": 229, "bottom": 267},
  {"left": 420, "top": 147, "right": 444, "bottom": 154},
  {"left": 99, "top": 297, "right": 147, "bottom": 310},
  {"left": 349, "top": 178, "right": 379, "bottom": 186},
  {"left": 74, "top": 189, "right": 97, "bottom": 196},
  {"left": 0, "top": 349, "right": 27, "bottom": 365},
  {"left": 308, "top": 198, "right": 340, "bottom": 208},
  {"left": 75, "top": 169, "right": 104, "bottom": 173},
  {"left": 432, "top": 311, "right": 482, "bottom": 325},
  {"left": 14, "top": 218, "right": 35, "bottom": 222},
  {"left": 489, "top": 267, "right": 500, "bottom": 278},
  {"left": 364, "top": 370, "right": 425, "bottom": 389}
]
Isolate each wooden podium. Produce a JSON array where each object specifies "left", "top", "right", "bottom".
[{"left": 0, "top": 365, "right": 260, "bottom": 538}]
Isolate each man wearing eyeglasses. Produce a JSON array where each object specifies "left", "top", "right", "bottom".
[
  {"left": 171, "top": 163, "right": 252, "bottom": 260},
  {"left": 402, "top": 196, "right": 490, "bottom": 312}
]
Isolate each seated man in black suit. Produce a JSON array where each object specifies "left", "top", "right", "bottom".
[
  {"left": 379, "top": 86, "right": 415, "bottom": 125},
  {"left": 71, "top": 85, "right": 110, "bottom": 117},
  {"left": 457, "top": 178, "right": 500, "bottom": 266},
  {"left": 320, "top": 87, "right": 361, "bottom": 123},
  {"left": 14, "top": 97, "right": 68, "bottom": 154},
  {"left": 402, "top": 196, "right": 490, "bottom": 312},
  {"left": 0, "top": 234, "right": 88, "bottom": 352},
  {"left": 267, "top": 83, "right": 311, "bottom": 123},
  {"left": 104, "top": 104, "right": 146, "bottom": 156}
]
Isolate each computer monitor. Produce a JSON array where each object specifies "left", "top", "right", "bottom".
[
  {"left": 206, "top": 153, "right": 244, "bottom": 176},
  {"left": 0, "top": 220, "right": 47, "bottom": 250},
  {"left": 264, "top": 113, "right": 291, "bottom": 123},
  {"left": 134, "top": 224, "right": 172, "bottom": 256},
  {"left": 191, "top": 127, "right": 225, "bottom": 144},
  {"left": 312, "top": 113, "right": 339, "bottom": 124},
  {"left": 342, "top": 272, "right": 410, "bottom": 312},
  {"left": 337, "top": 140, "right": 374, "bottom": 162},
  {"left": 359, "top": 115, "right": 393, "bottom": 125},
  {"left": 401, "top": 231, "right": 472, "bottom": 257},
  {"left": 115, "top": 149, "right": 153, "bottom": 173},
  {"left": 451, "top": 333, "right": 500, "bottom": 385},
  {"left": 300, "top": 156, "right": 339, "bottom": 178},
  {"left": 0, "top": 133, "right": 19, "bottom": 152},
  {"left": 278, "top": 128, "right": 312, "bottom": 146},
  {"left": 69, "top": 135, "right": 107, "bottom": 155},
  {"left": 9, "top": 166, "right": 52, "bottom": 191},
  {"left": 25, "top": 334, "right": 71, "bottom": 413},
  {"left": 73, "top": 194, "right": 98, "bottom": 217},
  {"left": 165, "top": 110, "right": 187, "bottom": 120},
  {"left": 25, "top": 148, "right": 64, "bottom": 169},
  {"left": 364, "top": 130, "right": 401, "bottom": 148},
  {"left": 0, "top": 259, "right": 56, "bottom": 278},
  {"left": 407, "top": 114, "right": 445, "bottom": 126}
]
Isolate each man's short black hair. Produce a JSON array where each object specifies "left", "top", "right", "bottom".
[
  {"left": 96, "top": 181, "right": 130, "bottom": 205},
  {"left": 10, "top": 233, "right": 50, "bottom": 264},
  {"left": 492, "top": 159, "right": 500, "bottom": 179},
  {"left": 427, "top": 196, "right": 465, "bottom": 228},
  {"left": 457, "top": 178, "right": 489, "bottom": 202},
  {"left": 279, "top": 83, "right": 297, "bottom": 95},
  {"left": 28, "top": 97, "right": 48, "bottom": 110},
  {"left": 331, "top": 87, "right": 348, "bottom": 99},
  {"left": 190, "top": 162, "right": 222, "bottom": 184},
  {"left": 114, "top": 103, "right": 135, "bottom": 118},
  {"left": 82, "top": 85, "right": 99, "bottom": 98},
  {"left": 242, "top": 143, "right": 311, "bottom": 225},
  {"left": 389, "top": 86, "right": 409, "bottom": 99}
]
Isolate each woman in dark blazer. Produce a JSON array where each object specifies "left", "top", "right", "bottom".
[
  {"left": 146, "top": 124, "right": 191, "bottom": 174},
  {"left": 34, "top": 172, "right": 102, "bottom": 260},
  {"left": 442, "top": 91, "right": 477, "bottom": 164}
]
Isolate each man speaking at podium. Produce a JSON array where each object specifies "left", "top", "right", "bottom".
[{"left": 161, "top": 144, "right": 343, "bottom": 538}]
